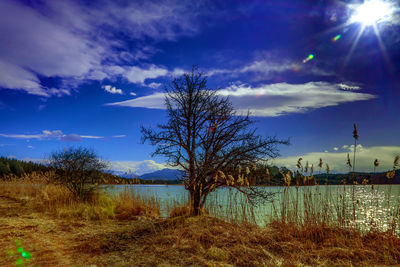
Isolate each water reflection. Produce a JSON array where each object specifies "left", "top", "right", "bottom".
[{"left": 103, "top": 184, "right": 400, "bottom": 232}]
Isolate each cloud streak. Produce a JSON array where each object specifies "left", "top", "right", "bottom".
[
  {"left": 112, "top": 135, "right": 127, "bottom": 138},
  {"left": 0, "top": 130, "right": 103, "bottom": 142},
  {"left": 207, "top": 51, "right": 334, "bottom": 81},
  {"left": 106, "top": 82, "right": 376, "bottom": 117}
]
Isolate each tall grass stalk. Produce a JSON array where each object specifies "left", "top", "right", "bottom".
[
  {"left": 0, "top": 174, "right": 160, "bottom": 221},
  {"left": 271, "top": 183, "right": 400, "bottom": 236}
]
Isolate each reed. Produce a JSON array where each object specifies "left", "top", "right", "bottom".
[
  {"left": 271, "top": 156, "right": 400, "bottom": 237},
  {"left": 0, "top": 173, "right": 160, "bottom": 221}
]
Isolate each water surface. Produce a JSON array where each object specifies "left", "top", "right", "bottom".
[{"left": 103, "top": 184, "right": 400, "bottom": 232}]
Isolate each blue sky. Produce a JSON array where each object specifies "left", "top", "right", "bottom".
[{"left": 1, "top": 0, "right": 400, "bottom": 174}]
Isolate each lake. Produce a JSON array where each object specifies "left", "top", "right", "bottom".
[{"left": 103, "top": 184, "right": 400, "bottom": 232}]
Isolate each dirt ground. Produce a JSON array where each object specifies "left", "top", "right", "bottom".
[
  {"left": 1, "top": 195, "right": 257, "bottom": 267},
  {"left": 0, "top": 195, "right": 152, "bottom": 267},
  {"left": 1, "top": 195, "right": 400, "bottom": 267}
]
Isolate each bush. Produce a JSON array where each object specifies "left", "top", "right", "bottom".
[{"left": 48, "top": 147, "right": 108, "bottom": 200}]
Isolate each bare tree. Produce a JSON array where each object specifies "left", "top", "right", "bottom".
[
  {"left": 49, "top": 147, "right": 108, "bottom": 200},
  {"left": 141, "top": 68, "right": 289, "bottom": 215}
]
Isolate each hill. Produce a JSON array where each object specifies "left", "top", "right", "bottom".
[{"left": 139, "top": 168, "right": 183, "bottom": 181}]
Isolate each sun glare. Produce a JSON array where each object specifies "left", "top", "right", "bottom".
[
  {"left": 351, "top": 0, "right": 393, "bottom": 26},
  {"left": 344, "top": 0, "right": 396, "bottom": 67}
]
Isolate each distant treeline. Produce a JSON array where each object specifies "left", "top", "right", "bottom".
[
  {"left": 249, "top": 164, "right": 400, "bottom": 186},
  {"left": 312, "top": 171, "right": 400, "bottom": 185},
  {"left": 0, "top": 157, "right": 183, "bottom": 185},
  {"left": 0, "top": 157, "right": 51, "bottom": 177},
  {"left": 214, "top": 163, "right": 400, "bottom": 186},
  {"left": 1, "top": 157, "right": 399, "bottom": 185},
  {"left": 0, "top": 157, "right": 127, "bottom": 184}
]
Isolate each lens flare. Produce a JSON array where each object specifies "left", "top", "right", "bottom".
[
  {"left": 332, "top": 34, "right": 341, "bottom": 42},
  {"left": 9, "top": 240, "right": 32, "bottom": 265},
  {"left": 302, "top": 54, "right": 315, "bottom": 63},
  {"left": 21, "top": 251, "right": 32, "bottom": 259},
  {"left": 15, "top": 258, "right": 24, "bottom": 266}
]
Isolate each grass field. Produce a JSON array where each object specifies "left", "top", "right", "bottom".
[{"left": 1, "top": 177, "right": 400, "bottom": 266}]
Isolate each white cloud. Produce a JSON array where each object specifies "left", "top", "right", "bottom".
[
  {"left": 0, "top": 130, "right": 103, "bottom": 142},
  {"left": 106, "top": 92, "right": 166, "bottom": 109},
  {"left": 0, "top": 0, "right": 203, "bottom": 96},
  {"left": 112, "top": 135, "right": 127, "bottom": 138},
  {"left": 79, "top": 135, "right": 103, "bottom": 139},
  {"left": 347, "top": 144, "right": 364, "bottom": 152},
  {"left": 340, "top": 144, "right": 364, "bottom": 152},
  {"left": 207, "top": 51, "right": 334, "bottom": 80},
  {"left": 171, "top": 68, "right": 186, "bottom": 77},
  {"left": 0, "top": 1, "right": 343, "bottom": 98},
  {"left": 239, "top": 59, "right": 294, "bottom": 75},
  {"left": 272, "top": 145, "right": 400, "bottom": 173},
  {"left": 129, "top": 92, "right": 137, "bottom": 96},
  {"left": 0, "top": 60, "right": 45, "bottom": 96},
  {"left": 101, "top": 65, "right": 169, "bottom": 88},
  {"left": 102, "top": 85, "right": 123, "bottom": 94},
  {"left": 324, "top": 150, "right": 329, "bottom": 153},
  {"left": 338, "top": 83, "right": 361, "bottom": 90},
  {"left": 217, "top": 82, "right": 376, "bottom": 116},
  {"left": 106, "top": 82, "right": 376, "bottom": 117},
  {"left": 27, "top": 145, "right": 33, "bottom": 149},
  {"left": 0, "top": 133, "right": 43, "bottom": 139},
  {"left": 111, "top": 160, "right": 169, "bottom": 175},
  {"left": 146, "top": 82, "right": 162, "bottom": 89},
  {"left": 124, "top": 65, "right": 168, "bottom": 84},
  {"left": 0, "top": 1, "right": 102, "bottom": 96},
  {"left": 333, "top": 147, "right": 339, "bottom": 151}
]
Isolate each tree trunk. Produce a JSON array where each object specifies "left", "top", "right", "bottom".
[{"left": 189, "top": 189, "right": 202, "bottom": 216}]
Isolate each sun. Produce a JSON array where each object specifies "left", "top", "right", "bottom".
[
  {"left": 343, "top": 0, "right": 396, "bottom": 67},
  {"left": 350, "top": 0, "right": 393, "bottom": 26}
]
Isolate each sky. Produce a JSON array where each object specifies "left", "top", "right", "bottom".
[{"left": 0, "top": 0, "right": 400, "bottom": 174}]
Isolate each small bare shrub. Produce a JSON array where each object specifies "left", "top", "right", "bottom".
[{"left": 48, "top": 147, "right": 108, "bottom": 201}]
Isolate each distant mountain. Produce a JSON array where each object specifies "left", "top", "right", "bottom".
[
  {"left": 108, "top": 170, "right": 137, "bottom": 179},
  {"left": 139, "top": 168, "right": 183, "bottom": 181}
]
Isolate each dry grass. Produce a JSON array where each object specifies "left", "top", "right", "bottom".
[
  {"left": 144, "top": 215, "right": 400, "bottom": 266},
  {"left": 272, "top": 183, "right": 400, "bottom": 236},
  {"left": 266, "top": 221, "right": 400, "bottom": 266},
  {"left": 3, "top": 202, "right": 397, "bottom": 267},
  {"left": 169, "top": 205, "right": 210, "bottom": 218},
  {"left": 112, "top": 187, "right": 160, "bottom": 220},
  {"left": 0, "top": 175, "right": 160, "bottom": 221},
  {"left": 1, "top": 174, "right": 400, "bottom": 266},
  {"left": 169, "top": 205, "right": 191, "bottom": 218}
]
